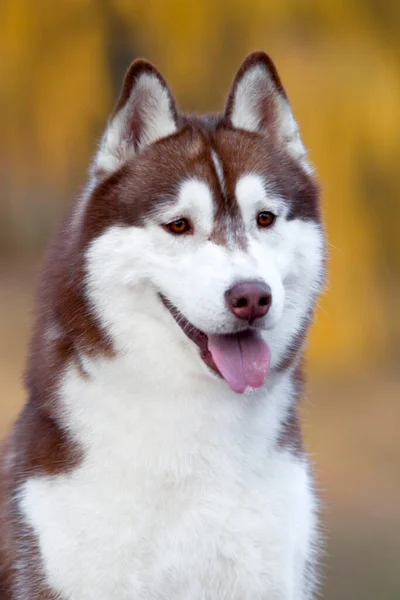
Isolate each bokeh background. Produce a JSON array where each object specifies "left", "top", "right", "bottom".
[{"left": 1, "top": 1, "right": 399, "bottom": 597}]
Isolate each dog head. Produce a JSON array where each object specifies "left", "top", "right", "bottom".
[{"left": 68, "top": 52, "right": 324, "bottom": 394}]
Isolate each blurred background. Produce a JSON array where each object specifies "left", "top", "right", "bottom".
[{"left": 1, "top": 1, "right": 399, "bottom": 597}]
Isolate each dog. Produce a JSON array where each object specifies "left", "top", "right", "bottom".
[{"left": 0, "top": 51, "right": 325, "bottom": 599}]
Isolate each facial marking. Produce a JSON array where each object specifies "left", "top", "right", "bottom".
[
  {"left": 236, "top": 174, "right": 267, "bottom": 207},
  {"left": 208, "top": 152, "right": 247, "bottom": 251},
  {"left": 211, "top": 150, "right": 227, "bottom": 200},
  {"left": 166, "top": 178, "right": 214, "bottom": 233},
  {"left": 236, "top": 173, "right": 290, "bottom": 227}
]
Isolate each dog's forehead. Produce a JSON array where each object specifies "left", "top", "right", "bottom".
[
  {"left": 137, "top": 127, "right": 273, "bottom": 209},
  {"left": 125, "top": 127, "right": 272, "bottom": 198},
  {"left": 89, "top": 124, "right": 319, "bottom": 244},
  {"left": 153, "top": 126, "right": 318, "bottom": 222}
]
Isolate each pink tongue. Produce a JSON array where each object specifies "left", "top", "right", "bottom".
[{"left": 207, "top": 331, "right": 271, "bottom": 394}]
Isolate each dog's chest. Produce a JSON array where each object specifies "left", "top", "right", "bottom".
[
  {"left": 21, "top": 450, "right": 312, "bottom": 599},
  {"left": 19, "top": 369, "right": 314, "bottom": 600}
]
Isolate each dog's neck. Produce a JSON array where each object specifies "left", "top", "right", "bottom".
[{"left": 53, "top": 341, "right": 301, "bottom": 467}]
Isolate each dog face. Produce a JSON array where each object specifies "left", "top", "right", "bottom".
[{"left": 76, "top": 52, "right": 324, "bottom": 393}]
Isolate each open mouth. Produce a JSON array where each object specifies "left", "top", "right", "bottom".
[{"left": 160, "top": 295, "right": 271, "bottom": 394}]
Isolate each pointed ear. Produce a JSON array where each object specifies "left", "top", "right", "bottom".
[
  {"left": 94, "top": 59, "right": 178, "bottom": 177},
  {"left": 225, "top": 52, "right": 311, "bottom": 169}
]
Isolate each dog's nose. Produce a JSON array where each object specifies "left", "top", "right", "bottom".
[{"left": 225, "top": 281, "right": 272, "bottom": 323}]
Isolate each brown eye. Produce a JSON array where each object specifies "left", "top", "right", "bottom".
[
  {"left": 257, "top": 211, "right": 276, "bottom": 228},
  {"left": 165, "top": 218, "right": 192, "bottom": 235}
]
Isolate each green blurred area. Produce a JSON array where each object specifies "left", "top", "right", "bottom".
[{"left": 0, "top": 1, "right": 399, "bottom": 598}]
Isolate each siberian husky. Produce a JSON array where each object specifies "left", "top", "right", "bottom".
[{"left": 0, "top": 51, "right": 325, "bottom": 599}]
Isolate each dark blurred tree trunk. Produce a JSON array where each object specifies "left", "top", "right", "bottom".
[{"left": 99, "top": 0, "right": 140, "bottom": 99}]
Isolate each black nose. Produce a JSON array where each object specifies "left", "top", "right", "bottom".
[{"left": 225, "top": 281, "right": 272, "bottom": 323}]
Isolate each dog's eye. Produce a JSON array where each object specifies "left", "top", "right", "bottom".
[
  {"left": 257, "top": 211, "right": 276, "bottom": 228},
  {"left": 165, "top": 218, "right": 192, "bottom": 235}
]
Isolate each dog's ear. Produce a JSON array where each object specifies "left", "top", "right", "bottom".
[
  {"left": 225, "top": 52, "right": 311, "bottom": 170},
  {"left": 94, "top": 59, "right": 178, "bottom": 177}
]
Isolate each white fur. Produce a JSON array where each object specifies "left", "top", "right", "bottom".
[
  {"left": 95, "top": 73, "right": 177, "bottom": 175},
  {"left": 20, "top": 359, "right": 317, "bottom": 599},
  {"left": 211, "top": 150, "right": 227, "bottom": 198},
  {"left": 235, "top": 174, "right": 324, "bottom": 368},
  {"left": 231, "top": 65, "right": 270, "bottom": 132},
  {"left": 230, "top": 65, "right": 313, "bottom": 173},
  {"left": 151, "top": 178, "right": 214, "bottom": 234}
]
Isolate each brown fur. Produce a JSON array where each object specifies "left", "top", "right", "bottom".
[
  {"left": 276, "top": 364, "right": 306, "bottom": 457},
  {"left": 0, "top": 414, "right": 73, "bottom": 599}
]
